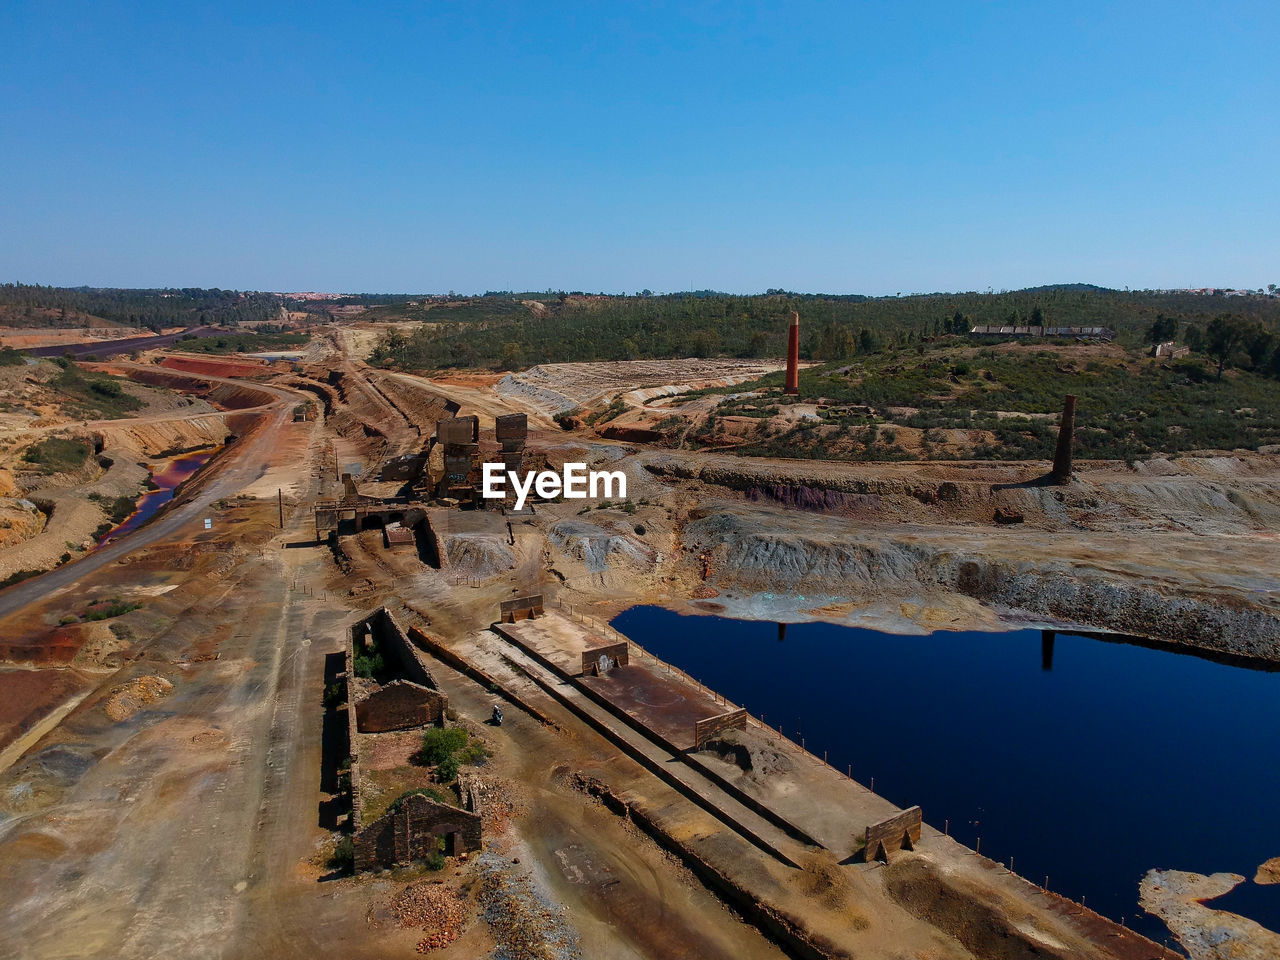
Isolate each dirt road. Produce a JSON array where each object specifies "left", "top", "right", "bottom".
[
  {"left": 24, "top": 326, "right": 221, "bottom": 359},
  {"left": 0, "top": 375, "right": 308, "bottom": 621}
]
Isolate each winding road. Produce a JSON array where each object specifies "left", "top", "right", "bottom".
[{"left": 0, "top": 369, "right": 309, "bottom": 620}]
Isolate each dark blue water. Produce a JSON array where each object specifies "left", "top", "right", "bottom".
[{"left": 611, "top": 606, "right": 1280, "bottom": 943}]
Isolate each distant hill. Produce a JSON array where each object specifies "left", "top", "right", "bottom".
[
  {"left": 0, "top": 284, "right": 283, "bottom": 331},
  {"left": 362, "top": 286, "right": 1280, "bottom": 370},
  {"left": 1020, "top": 283, "right": 1114, "bottom": 293}
]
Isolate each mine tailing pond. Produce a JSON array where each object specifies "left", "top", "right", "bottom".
[
  {"left": 98, "top": 449, "right": 216, "bottom": 544},
  {"left": 611, "top": 605, "right": 1280, "bottom": 945}
]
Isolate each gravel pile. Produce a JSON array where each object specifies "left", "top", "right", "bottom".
[
  {"left": 105, "top": 675, "right": 174, "bottom": 721},
  {"left": 390, "top": 880, "right": 466, "bottom": 954},
  {"left": 477, "top": 852, "right": 581, "bottom": 960}
]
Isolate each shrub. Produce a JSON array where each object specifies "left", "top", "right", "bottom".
[
  {"left": 436, "top": 755, "right": 460, "bottom": 783},
  {"left": 419, "top": 727, "right": 468, "bottom": 765},
  {"left": 323, "top": 682, "right": 345, "bottom": 708},
  {"left": 82, "top": 598, "right": 141, "bottom": 621},
  {"left": 553, "top": 407, "right": 582, "bottom": 429},
  {"left": 352, "top": 648, "right": 385, "bottom": 678},
  {"left": 22, "top": 437, "right": 90, "bottom": 473},
  {"left": 0, "top": 569, "right": 42, "bottom": 588},
  {"left": 329, "top": 835, "right": 353, "bottom": 870},
  {"left": 458, "top": 739, "right": 490, "bottom": 765}
]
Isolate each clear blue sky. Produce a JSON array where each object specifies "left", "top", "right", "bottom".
[{"left": 2, "top": 2, "right": 1276, "bottom": 295}]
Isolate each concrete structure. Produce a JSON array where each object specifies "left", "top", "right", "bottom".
[
  {"left": 581, "top": 641, "right": 628, "bottom": 676},
  {"left": 694, "top": 708, "right": 748, "bottom": 748},
  {"left": 499, "top": 594, "right": 544, "bottom": 623},
  {"left": 969, "top": 324, "right": 1116, "bottom": 341},
  {"left": 1050, "top": 394, "right": 1076, "bottom": 484},
  {"left": 784, "top": 310, "right": 800, "bottom": 395},
  {"left": 863, "top": 805, "right": 922, "bottom": 862},
  {"left": 435, "top": 415, "right": 481, "bottom": 504},
  {"left": 314, "top": 474, "right": 414, "bottom": 538},
  {"left": 1151, "top": 340, "right": 1190, "bottom": 359},
  {"left": 383, "top": 522, "right": 415, "bottom": 549},
  {"left": 354, "top": 679, "right": 446, "bottom": 732},
  {"left": 488, "top": 413, "right": 529, "bottom": 506},
  {"left": 352, "top": 793, "right": 482, "bottom": 872}
]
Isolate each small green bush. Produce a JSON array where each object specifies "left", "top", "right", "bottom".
[
  {"left": 436, "top": 755, "right": 460, "bottom": 782},
  {"left": 458, "top": 739, "right": 489, "bottom": 765},
  {"left": 329, "top": 835, "right": 353, "bottom": 870},
  {"left": 420, "top": 727, "right": 468, "bottom": 765},
  {"left": 323, "top": 682, "right": 345, "bottom": 708},
  {"left": 352, "top": 648, "right": 386, "bottom": 679},
  {"left": 82, "top": 598, "right": 141, "bottom": 621}
]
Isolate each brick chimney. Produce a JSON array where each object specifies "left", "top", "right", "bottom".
[
  {"left": 1050, "top": 395, "right": 1076, "bottom": 483},
  {"left": 784, "top": 310, "right": 800, "bottom": 395}
]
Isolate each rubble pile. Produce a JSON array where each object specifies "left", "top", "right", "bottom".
[
  {"left": 390, "top": 880, "right": 467, "bottom": 954},
  {"left": 104, "top": 675, "right": 174, "bottom": 721},
  {"left": 477, "top": 853, "right": 581, "bottom": 960},
  {"left": 470, "top": 775, "right": 528, "bottom": 832}
]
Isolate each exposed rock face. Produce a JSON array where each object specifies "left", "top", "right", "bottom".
[
  {"left": 681, "top": 507, "right": 1280, "bottom": 659},
  {"left": 0, "top": 499, "right": 46, "bottom": 549},
  {"left": 549, "top": 518, "right": 655, "bottom": 573},
  {"left": 645, "top": 452, "right": 1280, "bottom": 535},
  {"left": 441, "top": 534, "right": 513, "bottom": 579},
  {"left": 1255, "top": 857, "right": 1280, "bottom": 885},
  {"left": 1140, "top": 869, "right": 1280, "bottom": 960}
]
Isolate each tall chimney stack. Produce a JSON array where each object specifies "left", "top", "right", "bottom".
[
  {"left": 784, "top": 310, "right": 800, "bottom": 395},
  {"left": 1050, "top": 395, "right": 1076, "bottom": 483}
]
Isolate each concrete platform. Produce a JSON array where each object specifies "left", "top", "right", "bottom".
[
  {"left": 692, "top": 725, "right": 901, "bottom": 861},
  {"left": 493, "top": 610, "right": 611, "bottom": 675},
  {"left": 580, "top": 663, "right": 724, "bottom": 752},
  {"left": 496, "top": 613, "right": 731, "bottom": 751}
]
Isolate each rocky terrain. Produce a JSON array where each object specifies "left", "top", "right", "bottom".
[{"left": 0, "top": 333, "right": 1276, "bottom": 959}]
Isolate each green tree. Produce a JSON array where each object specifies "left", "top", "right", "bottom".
[
  {"left": 743, "top": 330, "right": 769, "bottom": 357},
  {"left": 1246, "top": 327, "right": 1274, "bottom": 367},
  {"left": 1146, "top": 315, "right": 1178, "bottom": 343},
  {"left": 815, "top": 321, "right": 856, "bottom": 360},
  {"left": 1205, "top": 314, "right": 1248, "bottom": 380},
  {"left": 497, "top": 341, "right": 525, "bottom": 370}
]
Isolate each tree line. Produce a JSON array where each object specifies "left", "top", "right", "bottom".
[
  {"left": 367, "top": 288, "right": 1280, "bottom": 372},
  {"left": 0, "top": 283, "right": 283, "bottom": 331}
]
